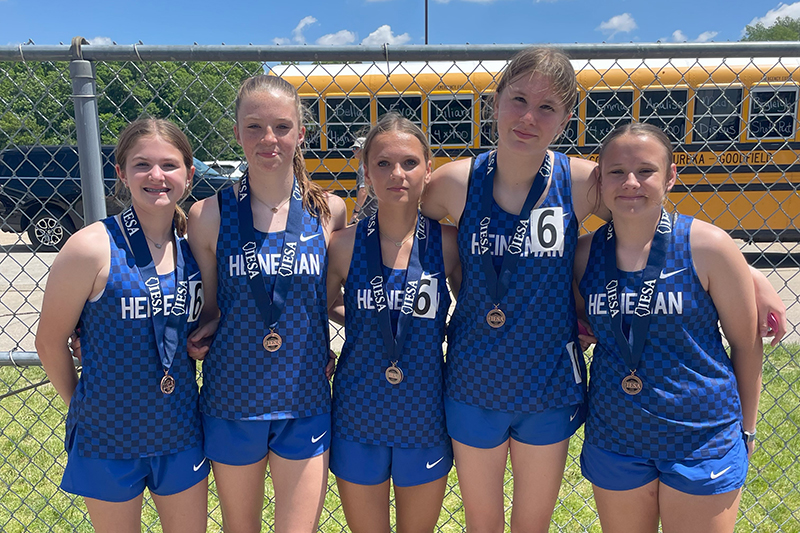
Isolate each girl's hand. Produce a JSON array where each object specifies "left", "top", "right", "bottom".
[
  {"left": 187, "top": 317, "right": 219, "bottom": 361},
  {"left": 69, "top": 327, "right": 82, "bottom": 364},
  {"left": 325, "top": 350, "right": 337, "bottom": 380},
  {"left": 750, "top": 266, "right": 787, "bottom": 346},
  {"left": 577, "top": 320, "right": 596, "bottom": 352}
]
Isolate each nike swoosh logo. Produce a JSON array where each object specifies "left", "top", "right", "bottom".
[
  {"left": 426, "top": 457, "right": 444, "bottom": 469},
  {"left": 300, "top": 233, "right": 321, "bottom": 242},
  {"left": 570, "top": 406, "right": 580, "bottom": 422},
  {"left": 193, "top": 457, "right": 207, "bottom": 472},
  {"left": 659, "top": 268, "right": 686, "bottom": 279},
  {"left": 710, "top": 466, "right": 732, "bottom": 480},
  {"left": 311, "top": 431, "right": 327, "bottom": 443},
  {"left": 188, "top": 271, "right": 201, "bottom": 281}
]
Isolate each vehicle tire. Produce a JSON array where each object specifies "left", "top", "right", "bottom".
[{"left": 26, "top": 209, "right": 75, "bottom": 251}]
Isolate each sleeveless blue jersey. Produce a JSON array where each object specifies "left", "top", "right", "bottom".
[
  {"left": 578, "top": 214, "right": 742, "bottom": 461},
  {"left": 65, "top": 218, "right": 204, "bottom": 459},
  {"left": 201, "top": 187, "right": 330, "bottom": 420},
  {"left": 333, "top": 217, "right": 450, "bottom": 447},
  {"left": 446, "top": 151, "right": 585, "bottom": 413}
]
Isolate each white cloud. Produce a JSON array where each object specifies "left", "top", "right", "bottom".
[
  {"left": 671, "top": 30, "right": 688, "bottom": 42},
  {"left": 694, "top": 30, "right": 718, "bottom": 42},
  {"left": 316, "top": 30, "right": 357, "bottom": 46},
  {"left": 596, "top": 13, "right": 637, "bottom": 39},
  {"left": 272, "top": 15, "right": 318, "bottom": 45},
  {"left": 361, "top": 25, "right": 412, "bottom": 45},
  {"left": 292, "top": 16, "right": 318, "bottom": 44},
  {"left": 667, "top": 29, "right": 717, "bottom": 42},
  {"left": 747, "top": 2, "right": 800, "bottom": 28},
  {"left": 88, "top": 36, "right": 113, "bottom": 45}
]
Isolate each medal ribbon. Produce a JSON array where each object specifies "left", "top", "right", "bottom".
[
  {"left": 118, "top": 205, "right": 187, "bottom": 378},
  {"left": 476, "top": 150, "right": 551, "bottom": 304},
  {"left": 236, "top": 171, "right": 303, "bottom": 333},
  {"left": 601, "top": 209, "right": 673, "bottom": 371},
  {"left": 364, "top": 212, "right": 427, "bottom": 366}
]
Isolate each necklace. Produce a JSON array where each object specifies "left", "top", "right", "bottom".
[
  {"left": 144, "top": 233, "right": 170, "bottom": 249},
  {"left": 264, "top": 195, "right": 291, "bottom": 213},
  {"left": 379, "top": 229, "right": 415, "bottom": 247}
]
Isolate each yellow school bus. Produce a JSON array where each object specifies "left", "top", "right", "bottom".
[{"left": 274, "top": 58, "right": 799, "bottom": 241}]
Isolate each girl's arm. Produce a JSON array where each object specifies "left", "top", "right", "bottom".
[
  {"left": 692, "top": 220, "right": 763, "bottom": 456},
  {"left": 35, "top": 223, "right": 109, "bottom": 406},
  {"left": 569, "top": 157, "right": 609, "bottom": 223},
  {"left": 748, "top": 266, "right": 787, "bottom": 346},
  {"left": 326, "top": 225, "right": 356, "bottom": 326},
  {"left": 441, "top": 224, "right": 462, "bottom": 301},
  {"left": 187, "top": 195, "right": 222, "bottom": 360},
  {"left": 421, "top": 158, "right": 471, "bottom": 225}
]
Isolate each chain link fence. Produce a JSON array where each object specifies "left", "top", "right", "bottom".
[{"left": 0, "top": 41, "right": 798, "bottom": 532}]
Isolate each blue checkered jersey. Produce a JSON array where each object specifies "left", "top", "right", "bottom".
[
  {"left": 201, "top": 187, "right": 331, "bottom": 420},
  {"left": 578, "top": 214, "right": 743, "bottom": 461},
  {"left": 446, "top": 151, "right": 585, "bottom": 413},
  {"left": 333, "top": 217, "right": 450, "bottom": 447},
  {"left": 64, "top": 218, "right": 203, "bottom": 459}
]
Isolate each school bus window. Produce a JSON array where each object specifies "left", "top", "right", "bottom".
[
  {"left": 302, "top": 97, "right": 321, "bottom": 150},
  {"left": 747, "top": 87, "right": 797, "bottom": 140},
  {"left": 640, "top": 89, "right": 688, "bottom": 143},
  {"left": 429, "top": 95, "right": 474, "bottom": 147},
  {"left": 480, "top": 93, "right": 496, "bottom": 148},
  {"left": 691, "top": 88, "right": 742, "bottom": 144},
  {"left": 585, "top": 90, "right": 634, "bottom": 145},
  {"left": 326, "top": 96, "right": 371, "bottom": 150},
  {"left": 378, "top": 95, "right": 423, "bottom": 124}
]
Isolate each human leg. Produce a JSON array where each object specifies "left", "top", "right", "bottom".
[
  {"left": 269, "top": 451, "right": 329, "bottom": 533},
  {"left": 336, "top": 477, "right": 392, "bottom": 533},
  {"left": 212, "top": 459, "right": 268, "bottom": 533},
  {"left": 151, "top": 477, "right": 209, "bottom": 533},
  {"left": 659, "top": 483, "right": 741, "bottom": 533},
  {"left": 395, "top": 475, "right": 448, "bottom": 533},
  {"left": 451, "top": 439, "right": 510, "bottom": 533},
  {"left": 84, "top": 495, "right": 144, "bottom": 533},
  {"left": 592, "top": 480, "right": 660, "bottom": 533}
]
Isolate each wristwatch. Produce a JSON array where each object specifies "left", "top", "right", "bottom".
[{"left": 743, "top": 429, "right": 757, "bottom": 445}]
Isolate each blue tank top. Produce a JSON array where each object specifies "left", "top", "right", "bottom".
[
  {"left": 65, "top": 217, "right": 203, "bottom": 459},
  {"left": 333, "top": 216, "right": 450, "bottom": 447},
  {"left": 201, "top": 186, "right": 330, "bottom": 420},
  {"left": 578, "top": 214, "right": 742, "bottom": 460},
  {"left": 446, "top": 151, "right": 585, "bottom": 413}
]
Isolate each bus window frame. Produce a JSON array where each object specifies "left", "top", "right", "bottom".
[
  {"left": 636, "top": 87, "right": 690, "bottom": 145},
  {"left": 427, "top": 92, "right": 477, "bottom": 149},
  {"left": 583, "top": 88, "right": 635, "bottom": 146},
  {"left": 689, "top": 85, "right": 744, "bottom": 145},
  {"left": 745, "top": 84, "right": 799, "bottom": 142},
  {"left": 323, "top": 93, "right": 372, "bottom": 153}
]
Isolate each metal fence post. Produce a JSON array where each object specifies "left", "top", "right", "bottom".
[{"left": 68, "top": 36, "right": 106, "bottom": 225}]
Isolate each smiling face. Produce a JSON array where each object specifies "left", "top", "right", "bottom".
[
  {"left": 234, "top": 89, "right": 305, "bottom": 177},
  {"left": 364, "top": 131, "right": 431, "bottom": 207},
  {"left": 116, "top": 134, "right": 193, "bottom": 213},
  {"left": 599, "top": 133, "right": 677, "bottom": 218},
  {"left": 494, "top": 72, "right": 571, "bottom": 154}
]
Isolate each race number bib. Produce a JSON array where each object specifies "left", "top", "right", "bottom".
[
  {"left": 528, "top": 207, "right": 565, "bottom": 254},
  {"left": 187, "top": 280, "right": 204, "bottom": 323},
  {"left": 412, "top": 273, "right": 438, "bottom": 319}
]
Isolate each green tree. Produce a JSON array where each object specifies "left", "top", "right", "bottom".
[
  {"left": 1, "top": 60, "right": 263, "bottom": 160},
  {"left": 742, "top": 16, "right": 800, "bottom": 41}
]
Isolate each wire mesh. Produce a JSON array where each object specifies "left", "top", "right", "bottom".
[{"left": 0, "top": 44, "right": 798, "bottom": 532}]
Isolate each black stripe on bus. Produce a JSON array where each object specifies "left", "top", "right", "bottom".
[{"left": 671, "top": 182, "right": 798, "bottom": 193}]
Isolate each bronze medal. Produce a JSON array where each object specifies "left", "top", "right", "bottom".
[
  {"left": 486, "top": 307, "right": 506, "bottom": 328},
  {"left": 385, "top": 362, "right": 404, "bottom": 385},
  {"left": 160, "top": 374, "right": 176, "bottom": 395},
  {"left": 263, "top": 331, "right": 282, "bottom": 352},
  {"left": 621, "top": 373, "right": 643, "bottom": 395}
]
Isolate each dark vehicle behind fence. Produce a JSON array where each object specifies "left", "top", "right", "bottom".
[{"left": 0, "top": 145, "right": 235, "bottom": 250}]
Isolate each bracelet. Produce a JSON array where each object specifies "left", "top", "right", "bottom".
[{"left": 743, "top": 429, "right": 756, "bottom": 444}]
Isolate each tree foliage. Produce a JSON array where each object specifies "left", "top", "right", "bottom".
[
  {"left": 1, "top": 60, "right": 263, "bottom": 160},
  {"left": 742, "top": 16, "right": 800, "bottom": 41}
]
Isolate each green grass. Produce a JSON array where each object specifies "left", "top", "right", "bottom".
[{"left": 1, "top": 344, "right": 798, "bottom": 532}]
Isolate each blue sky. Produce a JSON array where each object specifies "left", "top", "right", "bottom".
[{"left": 1, "top": 0, "right": 797, "bottom": 47}]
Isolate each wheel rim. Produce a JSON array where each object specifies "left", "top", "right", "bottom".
[{"left": 33, "top": 217, "right": 63, "bottom": 246}]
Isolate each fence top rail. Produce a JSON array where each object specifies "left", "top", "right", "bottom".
[{"left": 1, "top": 42, "right": 800, "bottom": 63}]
